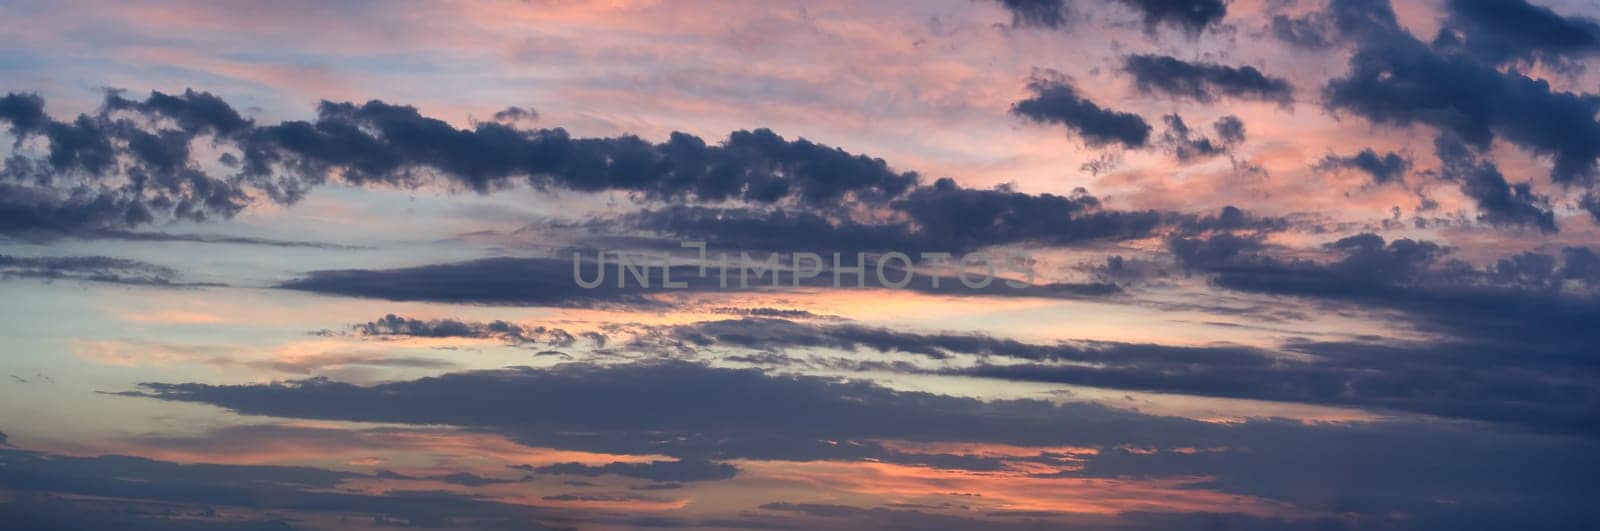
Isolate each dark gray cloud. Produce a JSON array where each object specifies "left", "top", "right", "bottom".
[
  {"left": 1170, "top": 204, "right": 1288, "bottom": 234},
  {"left": 278, "top": 255, "right": 1123, "bottom": 308},
  {"left": 0, "top": 444, "right": 563, "bottom": 527},
  {"left": 373, "top": 468, "right": 528, "bottom": 487},
  {"left": 102, "top": 88, "right": 252, "bottom": 136},
  {"left": 3, "top": 87, "right": 1276, "bottom": 259},
  {"left": 276, "top": 202, "right": 1285, "bottom": 309},
  {"left": 949, "top": 338, "right": 1599, "bottom": 437},
  {"left": 0, "top": 90, "right": 920, "bottom": 238},
  {"left": 710, "top": 307, "right": 831, "bottom": 319},
  {"left": 116, "top": 360, "right": 1600, "bottom": 526},
  {"left": 351, "top": 313, "right": 583, "bottom": 347},
  {"left": 247, "top": 353, "right": 457, "bottom": 375},
  {"left": 0, "top": 448, "right": 556, "bottom": 530},
  {"left": 541, "top": 493, "right": 670, "bottom": 503},
  {"left": 0, "top": 93, "right": 50, "bottom": 135},
  {"left": 1157, "top": 114, "right": 1224, "bottom": 162},
  {"left": 1583, "top": 191, "right": 1600, "bottom": 223},
  {"left": 279, "top": 257, "right": 665, "bottom": 308},
  {"left": 0, "top": 90, "right": 255, "bottom": 238},
  {"left": 79, "top": 229, "right": 366, "bottom": 249},
  {"left": 1270, "top": 13, "right": 1335, "bottom": 48},
  {"left": 529, "top": 458, "right": 737, "bottom": 483},
  {"left": 597, "top": 196, "right": 1278, "bottom": 257},
  {"left": 992, "top": 0, "right": 1226, "bottom": 35},
  {"left": 0, "top": 497, "right": 300, "bottom": 531},
  {"left": 0, "top": 182, "right": 160, "bottom": 239},
  {"left": 616, "top": 206, "right": 935, "bottom": 252},
  {"left": 236, "top": 101, "right": 920, "bottom": 205},
  {"left": 1166, "top": 232, "right": 1600, "bottom": 433},
  {"left": 619, "top": 190, "right": 1171, "bottom": 253},
  {"left": 0, "top": 253, "right": 214, "bottom": 287},
  {"left": 654, "top": 316, "right": 1599, "bottom": 435},
  {"left": 660, "top": 317, "right": 1274, "bottom": 366},
  {"left": 1212, "top": 115, "right": 1245, "bottom": 145},
  {"left": 1012, "top": 75, "right": 1151, "bottom": 148},
  {"left": 994, "top": 0, "right": 1070, "bottom": 28},
  {"left": 890, "top": 177, "right": 1166, "bottom": 248},
  {"left": 1317, "top": 148, "right": 1410, "bottom": 184},
  {"left": 1435, "top": 0, "right": 1600, "bottom": 66},
  {"left": 1320, "top": 0, "right": 1600, "bottom": 184},
  {"left": 1124, "top": 55, "right": 1293, "bottom": 103},
  {"left": 122, "top": 361, "right": 1224, "bottom": 457},
  {"left": 1114, "top": 0, "right": 1227, "bottom": 34},
  {"left": 1433, "top": 135, "right": 1557, "bottom": 232},
  {"left": 1078, "top": 254, "right": 1172, "bottom": 284},
  {"left": 491, "top": 105, "right": 538, "bottom": 123},
  {"left": 1171, "top": 231, "right": 1600, "bottom": 300},
  {"left": 758, "top": 503, "right": 1350, "bottom": 531}
]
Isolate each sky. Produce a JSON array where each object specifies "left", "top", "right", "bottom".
[{"left": 1, "top": 0, "right": 1599, "bottom": 529}]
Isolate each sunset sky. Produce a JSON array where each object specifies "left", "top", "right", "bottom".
[{"left": 2, "top": 0, "right": 1599, "bottom": 529}]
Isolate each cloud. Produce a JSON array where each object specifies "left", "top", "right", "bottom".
[
  {"left": 239, "top": 102, "right": 921, "bottom": 205},
  {"left": 1171, "top": 205, "right": 1287, "bottom": 234},
  {"left": 891, "top": 178, "right": 1168, "bottom": 248},
  {"left": 277, "top": 203, "right": 1285, "bottom": 309},
  {"left": 756, "top": 502, "right": 1345, "bottom": 531},
  {"left": 540, "top": 492, "right": 672, "bottom": 503},
  {"left": 615, "top": 206, "right": 935, "bottom": 252},
  {"left": 278, "top": 252, "right": 1125, "bottom": 308},
  {"left": 0, "top": 182, "right": 161, "bottom": 239},
  {"left": 1270, "top": 13, "right": 1335, "bottom": 49},
  {"left": 1583, "top": 191, "right": 1600, "bottom": 223},
  {"left": 1, "top": 87, "right": 1272, "bottom": 256},
  {"left": 102, "top": 88, "right": 252, "bottom": 135},
  {"left": 1436, "top": 0, "right": 1600, "bottom": 66},
  {"left": 1432, "top": 134, "right": 1557, "bottom": 232},
  {"left": 1174, "top": 230, "right": 1600, "bottom": 311},
  {"left": 246, "top": 353, "right": 457, "bottom": 375},
  {"left": 351, "top": 313, "right": 584, "bottom": 347},
  {"left": 530, "top": 458, "right": 737, "bottom": 483},
  {"left": 120, "top": 360, "right": 1263, "bottom": 459},
  {"left": 1166, "top": 232, "right": 1600, "bottom": 432},
  {"left": 1123, "top": 55, "right": 1293, "bottom": 103},
  {"left": 373, "top": 469, "right": 527, "bottom": 487},
  {"left": 990, "top": 0, "right": 1224, "bottom": 35},
  {"left": 617, "top": 190, "right": 1179, "bottom": 253},
  {"left": 490, "top": 105, "right": 538, "bottom": 123},
  {"left": 1170, "top": 231, "right": 1600, "bottom": 298},
  {"left": 0, "top": 448, "right": 557, "bottom": 529},
  {"left": 1012, "top": 75, "right": 1151, "bottom": 148},
  {"left": 1320, "top": 0, "right": 1600, "bottom": 184},
  {"left": 0, "top": 497, "right": 300, "bottom": 531},
  {"left": 1316, "top": 148, "right": 1410, "bottom": 184},
  {"left": 0, "top": 90, "right": 255, "bottom": 237},
  {"left": 1157, "top": 115, "right": 1224, "bottom": 162},
  {"left": 115, "top": 360, "right": 1600, "bottom": 525},
  {"left": 946, "top": 339, "right": 1598, "bottom": 436},
  {"left": 1212, "top": 115, "right": 1245, "bottom": 145},
  {"left": 710, "top": 307, "right": 832, "bottom": 319},
  {"left": 659, "top": 317, "right": 1274, "bottom": 365},
  {"left": 79, "top": 229, "right": 366, "bottom": 249},
  {"left": 0, "top": 90, "right": 921, "bottom": 238},
  {"left": 279, "top": 257, "right": 667, "bottom": 308},
  {"left": 1113, "top": 0, "right": 1227, "bottom": 34},
  {"left": 592, "top": 197, "right": 1277, "bottom": 258},
  {"left": 655, "top": 316, "right": 1600, "bottom": 434},
  {"left": 0, "top": 254, "right": 215, "bottom": 287},
  {"left": 994, "top": 0, "right": 1070, "bottom": 29}
]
